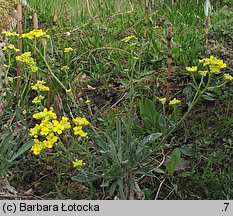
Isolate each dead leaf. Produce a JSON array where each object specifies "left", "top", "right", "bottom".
[{"left": 0, "top": 100, "right": 7, "bottom": 115}]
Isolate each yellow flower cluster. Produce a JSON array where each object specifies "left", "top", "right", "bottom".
[
  {"left": 224, "top": 73, "right": 233, "bottom": 81},
  {"left": 85, "top": 99, "right": 91, "bottom": 104},
  {"left": 168, "top": 98, "right": 181, "bottom": 106},
  {"left": 30, "top": 108, "right": 90, "bottom": 155},
  {"left": 31, "top": 80, "right": 50, "bottom": 91},
  {"left": 2, "top": 31, "right": 19, "bottom": 37},
  {"left": 159, "top": 97, "right": 167, "bottom": 105},
  {"left": 186, "top": 66, "right": 198, "bottom": 73},
  {"left": 72, "top": 117, "right": 89, "bottom": 137},
  {"left": 121, "top": 35, "right": 138, "bottom": 43},
  {"left": 186, "top": 56, "right": 231, "bottom": 82},
  {"left": 199, "top": 55, "right": 226, "bottom": 73},
  {"left": 159, "top": 97, "right": 181, "bottom": 106},
  {"left": 73, "top": 159, "right": 86, "bottom": 168},
  {"left": 16, "top": 52, "right": 38, "bottom": 72},
  {"left": 198, "top": 70, "right": 208, "bottom": 77},
  {"left": 21, "top": 29, "right": 50, "bottom": 40},
  {"left": 30, "top": 108, "right": 71, "bottom": 155},
  {"left": 130, "top": 42, "right": 137, "bottom": 47},
  {"left": 61, "top": 66, "right": 70, "bottom": 71},
  {"left": 2, "top": 44, "right": 19, "bottom": 52},
  {"left": 7, "top": 76, "right": 14, "bottom": 83},
  {"left": 64, "top": 47, "right": 73, "bottom": 53},
  {"left": 32, "top": 95, "right": 45, "bottom": 104}
]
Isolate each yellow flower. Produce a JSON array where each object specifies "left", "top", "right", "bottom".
[
  {"left": 47, "top": 109, "right": 57, "bottom": 120},
  {"left": 16, "top": 52, "right": 38, "bottom": 72},
  {"left": 52, "top": 120, "right": 65, "bottom": 134},
  {"left": 198, "top": 70, "right": 208, "bottom": 77},
  {"left": 85, "top": 99, "right": 91, "bottom": 104},
  {"left": 21, "top": 33, "right": 34, "bottom": 40},
  {"left": 61, "top": 66, "right": 70, "bottom": 71},
  {"left": 60, "top": 117, "right": 71, "bottom": 130},
  {"left": 66, "top": 89, "right": 71, "bottom": 93},
  {"left": 8, "top": 44, "right": 19, "bottom": 52},
  {"left": 73, "top": 159, "right": 86, "bottom": 168},
  {"left": 4, "top": 64, "right": 10, "bottom": 68},
  {"left": 72, "top": 117, "right": 89, "bottom": 126},
  {"left": 30, "top": 109, "right": 73, "bottom": 155},
  {"left": 32, "top": 95, "right": 45, "bottom": 104},
  {"left": 7, "top": 76, "right": 13, "bottom": 83},
  {"left": 224, "top": 73, "right": 233, "bottom": 81},
  {"left": 73, "top": 126, "right": 88, "bottom": 137},
  {"left": 199, "top": 55, "right": 226, "bottom": 74},
  {"left": 21, "top": 29, "right": 50, "bottom": 40},
  {"left": 169, "top": 98, "right": 181, "bottom": 106},
  {"left": 2, "top": 44, "right": 20, "bottom": 52},
  {"left": 159, "top": 97, "right": 166, "bottom": 105},
  {"left": 64, "top": 47, "right": 73, "bottom": 53},
  {"left": 32, "top": 108, "right": 57, "bottom": 120},
  {"left": 73, "top": 125, "right": 82, "bottom": 134},
  {"left": 30, "top": 65, "right": 39, "bottom": 73},
  {"left": 121, "top": 35, "right": 138, "bottom": 43},
  {"left": 30, "top": 124, "right": 41, "bottom": 138},
  {"left": 2, "top": 31, "right": 19, "bottom": 37},
  {"left": 186, "top": 66, "right": 198, "bottom": 73},
  {"left": 130, "top": 42, "right": 137, "bottom": 47},
  {"left": 40, "top": 120, "right": 53, "bottom": 136},
  {"left": 31, "top": 139, "right": 44, "bottom": 155},
  {"left": 77, "top": 129, "right": 88, "bottom": 137},
  {"left": 44, "top": 132, "right": 58, "bottom": 148},
  {"left": 31, "top": 80, "right": 50, "bottom": 91}
]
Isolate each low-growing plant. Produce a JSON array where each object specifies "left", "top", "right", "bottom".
[
  {"left": 1, "top": 0, "right": 232, "bottom": 199},
  {"left": 0, "top": 129, "right": 33, "bottom": 177},
  {"left": 1, "top": 29, "right": 91, "bottom": 179},
  {"left": 72, "top": 54, "right": 232, "bottom": 199}
]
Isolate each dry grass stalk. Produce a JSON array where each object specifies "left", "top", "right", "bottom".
[
  {"left": 205, "top": 15, "right": 210, "bottom": 46},
  {"left": 166, "top": 22, "right": 172, "bottom": 100},
  {"left": 144, "top": 0, "right": 149, "bottom": 37},
  {"left": 33, "top": 12, "right": 38, "bottom": 83},
  {"left": 53, "top": 95, "right": 61, "bottom": 117},
  {"left": 100, "top": 0, "right": 103, "bottom": 10},
  {"left": 52, "top": 10, "right": 59, "bottom": 31},
  {"left": 16, "top": 3, "right": 22, "bottom": 99},
  {"left": 64, "top": 0, "right": 70, "bottom": 23}
]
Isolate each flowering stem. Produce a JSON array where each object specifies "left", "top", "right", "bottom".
[
  {"left": 162, "top": 105, "right": 167, "bottom": 133},
  {"left": 163, "top": 74, "right": 211, "bottom": 142},
  {"left": 191, "top": 73, "right": 198, "bottom": 88},
  {"left": 32, "top": 43, "right": 82, "bottom": 114},
  {"left": 136, "top": 74, "right": 212, "bottom": 167},
  {"left": 191, "top": 75, "right": 204, "bottom": 104}
]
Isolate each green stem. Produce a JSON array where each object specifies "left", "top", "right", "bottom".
[
  {"left": 136, "top": 73, "right": 212, "bottom": 167},
  {"left": 32, "top": 42, "right": 83, "bottom": 114},
  {"left": 191, "top": 73, "right": 198, "bottom": 88}
]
